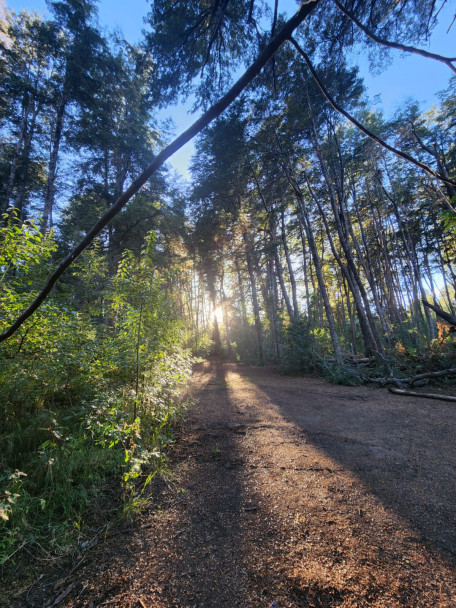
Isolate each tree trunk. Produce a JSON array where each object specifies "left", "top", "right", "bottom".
[
  {"left": 281, "top": 208, "right": 300, "bottom": 322},
  {"left": 243, "top": 231, "right": 265, "bottom": 365},
  {"left": 234, "top": 254, "right": 248, "bottom": 325},
  {"left": 291, "top": 185, "right": 343, "bottom": 365},
  {"left": 299, "top": 222, "right": 311, "bottom": 320},
  {"left": 267, "top": 253, "right": 282, "bottom": 361},
  {"left": 382, "top": 177, "right": 436, "bottom": 339},
  {"left": 13, "top": 102, "right": 41, "bottom": 216},
  {"left": 42, "top": 96, "right": 67, "bottom": 233},
  {"left": 273, "top": 240, "right": 295, "bottom": 323},
  {"left": 2, "top": 98, "right": 32, "bottom": 214}
]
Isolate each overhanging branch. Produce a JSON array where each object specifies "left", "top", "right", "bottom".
[
  {"left": 0, "top": 0, "right": 321, "bottom": 343},
  {"left": 333, "top": 0, "right": 456, "bottom": 75},
  {"left": 289, "top": 37, "right": 456, "bottom": 189}
]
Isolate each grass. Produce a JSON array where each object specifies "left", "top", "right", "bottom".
[{"left": 0, "top": 393, "right": 187, "bottom": 576}]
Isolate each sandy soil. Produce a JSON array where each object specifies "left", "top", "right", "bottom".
[{"left": 10, "top": 360, "right": 456, "bottom": 607}]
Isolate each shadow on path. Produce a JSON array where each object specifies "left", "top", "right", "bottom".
[
  {"left": 162, "top": 359, "right": 251, "bottom": 606},
  {"left": 12, "top": 361, "right": 456, "bottom": 608},
  {"left": 238, "top": 365, "right": 456, "bottom": 558}
]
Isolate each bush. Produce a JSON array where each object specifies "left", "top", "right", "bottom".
[
  {"left": 0, "top": 223, "right": 194, "bottom": 568},
  {"left": 280, "top": 319, "right": 318, "bottom": 374}
]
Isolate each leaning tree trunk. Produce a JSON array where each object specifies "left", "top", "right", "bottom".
[
  {"left": 383, "top": 178, "right": 436, "bottom": 339},
  {"left": 349, "top": 187, "right": 391, "bottom": 342},
  {"left": 302, "top": 161, "right": 381, "bottom": 358},
  {"left": 316, "top": 193, "right": 379, "bottom": 357},
  {"left": 312, "top": 135, "right": 384, "bottom": 356}
]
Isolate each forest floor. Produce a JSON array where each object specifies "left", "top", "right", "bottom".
[{"left": 9, "top": 360, "right": 456, "bottom": 608}]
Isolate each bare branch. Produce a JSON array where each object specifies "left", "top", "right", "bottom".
[
  {"left": 289, "top": 37, "right": 456, "bottom": 189},
  {"left": 333, "top": 0, "right": 456, "bottom": 74},
  {"left": 447, "top": 12, "right": 456, "bottom": 34}
]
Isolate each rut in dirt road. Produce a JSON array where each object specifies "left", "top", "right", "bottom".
[{"left": 16, "top": 361, "right": 456, "bottom": 608}]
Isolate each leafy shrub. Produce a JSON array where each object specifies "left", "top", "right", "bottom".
[
  {"left": 319, "top": 359, "right": 364, "bottom": 386},
  {"left": 280, "top": 319, "right": 318, "bottom": 374},
  {"left": 0, "top": 221, "right": 194, "bottom": 568}
]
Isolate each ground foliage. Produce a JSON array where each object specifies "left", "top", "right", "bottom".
[{"left": 0, "top": 217, "right": 193, "bottom": 569}]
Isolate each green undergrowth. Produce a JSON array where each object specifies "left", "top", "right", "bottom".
[
  {"left": 0, "top": 218, "right": 194, "bottom": 573},
  {"left": 0, "top": 389, "right": 190, "bottom": 571},
  {"left": 279, "top": 317, "right": 456, "bottom": 385}
]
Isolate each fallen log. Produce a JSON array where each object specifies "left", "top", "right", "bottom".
[
  {"left": 407, "top": 367, "right": 456, "bottom": 385},
  {"left": 369, "top": 367, "right": 456, "bottom": 387},
  {"left": 388, "top": 387, "right": 456, "bottom": 403}
]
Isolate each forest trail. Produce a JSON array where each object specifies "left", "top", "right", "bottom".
[{"left": 17, "top": 361, "right": 456, "bottom": 608}]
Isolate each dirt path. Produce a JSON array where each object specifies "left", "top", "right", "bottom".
[{"left": 13, "top": 361, "right": 456, "bottom": 607}]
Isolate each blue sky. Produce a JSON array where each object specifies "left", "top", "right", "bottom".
[{"left": 4, "top": 0, "right": 455, "bottom": 178}]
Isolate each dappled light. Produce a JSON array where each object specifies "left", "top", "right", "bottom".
[
  {"left": 20, "top": 361, "right": 454, "bottom": 607},
  {"left": 1, "top": 0, "right": 455, "bottom": 605}
]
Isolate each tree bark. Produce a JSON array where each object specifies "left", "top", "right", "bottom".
[
  {"left": 291, "top": 182, "right": 343, "bottom": 366},
  {"left": 13, "top": 102, "right": 41, "bottom": 216},
  {"left": 234, "top": 254, "right": 248, "bottom": 325},
  {"left": 281, "top": 208, "right": 300, "bottom": 322},
  {"left": 42, "top": 97, "right": 67, "bottom": 233},
  {"left": 2, "top": 99, "right": 31, "bottom": 214},
  {"left": 243, "top": 231, "right": 265, "bottom": 365}
]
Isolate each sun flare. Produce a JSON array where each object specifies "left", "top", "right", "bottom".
[{"left": 213, "top": 306, "right": 223, "bottom": 324}]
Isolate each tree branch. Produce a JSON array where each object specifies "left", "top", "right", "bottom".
[
  {"left": 289, "top": 37, "right": 456, "bottom": 189},
  {"left": 389, "top": 387, "right": 456, "bottom": 402},
  {"left": 371, "top": 367, "right": 456, "bottom": 387},
  {"left": 0, "top": 0, "right": 321, "bottom": 343},
  {"left": 422, "top": 299, "right": 456, "bottom": 326},
  {"left": 333, "top": 0, "right": 456, "bottom": 75}
]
